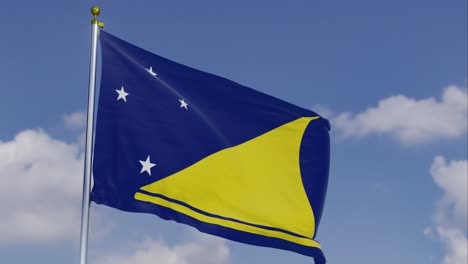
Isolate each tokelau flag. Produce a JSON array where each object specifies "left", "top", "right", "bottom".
[{"left": 91, "top": 30, "right": 330, "bottom": 264}]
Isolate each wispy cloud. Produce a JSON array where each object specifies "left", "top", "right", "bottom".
[
  {"left": 63, "top": 111, "right": 86, "bottom": 130},
  {"left": 63, "top": 111, "right": 87, "bottom": 148},
  {"left": 312, "top": 104, "right": 334, "bottom": 119},
  {"left": 333, "top": 85, "right": 467, "bottom": 144}
]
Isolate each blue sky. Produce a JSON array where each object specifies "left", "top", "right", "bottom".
[{"left": 0, "top": 1, "right": 466, "bottom": 264}]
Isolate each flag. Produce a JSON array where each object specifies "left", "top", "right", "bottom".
[{"left": 92, "top": 30, "right": 330, "bottom": 264}]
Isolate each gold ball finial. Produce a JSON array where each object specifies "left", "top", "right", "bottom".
[
  {"left": 90, "top": 6, "right": 104, "bottom": 27},
  {"left": 91, "top": 6, "right": 100, "bottom": 16}
]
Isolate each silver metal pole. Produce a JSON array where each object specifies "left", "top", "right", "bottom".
[{"left": 79, "top": 7, "right": 102, "bottom": 264}]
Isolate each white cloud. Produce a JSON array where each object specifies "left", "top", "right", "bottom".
[
  {"left": 431, "top": 156, "right": 468, "bottom": 225},
  {"left": 430, "top": 156, "right": 467, "bottom": 264},
  {"left": 0, "top": 129, "right": 84, "bottom": 243},
  {"left": 64, "top": 111, "right": 87, "bottom": 130},
  {"left": 94, "top": 233, "right": 230, "bottom": 264},
  {"left": 334, "top": 85, "right": 467, "bottom": 144},
  {"left": 436, "top": 227, "right": 467, "bottom": 264}
]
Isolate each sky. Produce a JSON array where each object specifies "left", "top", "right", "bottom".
[{"left": 0, "top": 1, "right": 466, "bottom": 264}]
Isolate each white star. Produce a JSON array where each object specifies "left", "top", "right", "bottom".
[
  {"left": 139, "top": 155, "right": 156, "bottom": 176},
  {"left": 179, "top": 99, "right": 189, "bottom": 110},
  {"left": 115, "top": 86, "right": 129, "bottom": 102},
  {"left": 146, "top": 66, "right": 158, "bottom": 77}
]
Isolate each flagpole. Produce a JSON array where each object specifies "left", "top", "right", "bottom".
[{"left": 79, "top": 7, "right": 103, "bottom": 264}]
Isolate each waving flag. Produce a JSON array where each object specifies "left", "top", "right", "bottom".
[{"left": 91, "top": 30, "right": 330, "bottom": 264}]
